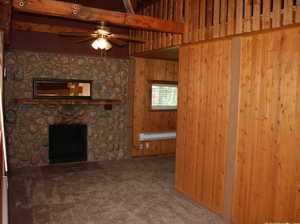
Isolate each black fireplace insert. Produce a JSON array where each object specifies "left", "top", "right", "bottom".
[{"left": 49, "top": 124, "right": 87, "bottom": 164}]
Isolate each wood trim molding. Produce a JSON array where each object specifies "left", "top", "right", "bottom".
[
  {"left": 128, "top": 57, "right": 135, "bottom": 153},
  {"left": 223, "top": 36, "right": 241, "bottom": 222}
]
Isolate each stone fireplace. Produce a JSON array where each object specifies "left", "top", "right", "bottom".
[{"left": 4, "top": 50, "right": 130, "bottom": 168}]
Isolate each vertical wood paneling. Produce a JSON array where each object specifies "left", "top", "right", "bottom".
[
  {"left": 132, "top": 57, "right": 178, "bottom": 157},
  {"left": 154, "top": 0, "right": 160, "bottom": 49},
  {"left": 176, "top": 38, "right": 231, "bottom": 214},
  {"left": 262, "top": 0, "right": 271, "bottom": 29},
  {"left": 232, "top": 27, "right": 300, "bottom": 224},
  {"left": 175, "top": 26, "right": 300, "bottom": 223},
  {"left": 131, "top": 58, "right": 146, "bottom": 157},
  {"left": 193, "top": 0, "right": 199, "bottom": 41},
  {"left": 182, "top": 44, "right": 197, "bottom": 197},
  {"left": 167, "top": 0, "right": 174, "bottom": 46},
  {"left": 297, "top": 42, "right": 300, "bottom": 220},
  {"left": 297, "top": 0, "right": 300, "bottom": 23},
  {"left": 220, "top": 0, "right": 228, "bottom": 37},
  {"left": 227, "top": 0, "right": 235, "bottom": 35},
  {"left": 272, "top": 26, "right": 297, "bottom": 221},
  {"left": 198, "top": 0, "right": 206, "bottom": 40},
  {"left": 296, "top": 188, "right": 300, "bottom": 221},
  {"left": 141, "top": 7, "right": 146, "bottom": 52},
  {"left": 252, "top": 0, "right": 261, "bottom": 31},
  {"left": 175, "top": 46, "right": 189, "bottom": 192},
  {"left": 213, "top": 0, "right": 221, "bottom": 38},
  {"left": 162, "top": 0, "right": 168, "bottom": 47},
  {"left": 173, "top": 0, "right": 180, "bottom": 45},
  {"left": 145, "top": 5, "right": 151, "bottom": 50},
  {"left": 159, "top": 0, "right": 164, "bottom": 48},
  {"left": 0, "top": 30, "right": 3, "bottom": 223},
  {"left": 206, "top": 0, "right": 213, "bottom": 39},
  {"left": 235, "top": 0, "right": 244, "bottom": 34},
  {"left": 184, "top": 0, "right": 191, "bottom": 43},
  {"left": 149, "top": 4, "right": 154, "bottom": 50},
  {"left": 244, "top": 0, "right": 252, "bottom": 32},
  {"left": 130, "top": 0, "right": 300, "bottom": 55},
  {"left": 272, "top": 0, "right": 281, "bottom": 27},
  {"left": 283, "top": 0, "right": 293, "bottom": 25}
]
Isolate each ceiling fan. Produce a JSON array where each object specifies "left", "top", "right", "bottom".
[{"left": 59, "top": 22, "right": 145, "bottom": 51}]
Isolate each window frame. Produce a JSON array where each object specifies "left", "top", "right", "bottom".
[{"left": 149, "top": 80, "right": 178, "bottom": 112}]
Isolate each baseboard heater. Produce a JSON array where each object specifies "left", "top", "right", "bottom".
[{"left": 139, "top": 132, "right": 176, "bottom": 141}]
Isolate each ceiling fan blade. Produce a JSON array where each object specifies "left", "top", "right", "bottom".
[
  {"left": 59, "top": 32, "right": 94, "bottom": 37},
  {"left": 75, "top": 37, "right": 97, "bottom": 43},
  {"left": 109, "top": 34, "right": 145, "bottom": 42},
  {"left": 109, "top": 38, "right": 127, "bottom": 47}
]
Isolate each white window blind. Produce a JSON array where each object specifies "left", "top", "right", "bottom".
[{"left": 151, "top": 83, "right": 178, "bottom": 110}]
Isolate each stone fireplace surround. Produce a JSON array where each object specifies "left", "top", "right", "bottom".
[{"left": 4, "top": 50, "right": 130, "bottom": 169}]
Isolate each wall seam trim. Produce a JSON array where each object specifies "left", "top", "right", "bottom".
[{"left": 223, "top": 36, "right": 241, "bottom": 223}]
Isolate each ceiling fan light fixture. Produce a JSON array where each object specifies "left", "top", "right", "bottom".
[
  {"left": 91, "top": 38, "right": 112, "bottom": 50},
  {"left": 104, "top": 40, "right": 112, "bottom": 50}
]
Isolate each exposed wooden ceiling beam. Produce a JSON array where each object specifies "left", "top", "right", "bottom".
[
  {"left": 12, "top": 20, "right": 91, "bottom": 34},
  {"left": 0, "top": 0, "right": 12, "bottom": 43},
  {"left": 12, "top": 0, "right": 185, "bottom": 33},
  {"left": 12, "top": 21, "right": 146, "bottom": 42}
]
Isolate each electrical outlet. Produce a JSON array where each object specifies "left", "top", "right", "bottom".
[
  {"left": 145, "top": 142, "right": 150, "bottom": 149},
  {"left": 139, "top": 144, "right": 143, "bottom": 150}
]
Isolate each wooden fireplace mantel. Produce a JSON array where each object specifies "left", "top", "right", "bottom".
[{"left": 15, "top": 98, "right": 121, "bottom": 105}]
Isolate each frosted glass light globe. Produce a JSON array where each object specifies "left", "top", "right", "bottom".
[{"left": 91, "top": 38, "right": 112, "bottom": 50}]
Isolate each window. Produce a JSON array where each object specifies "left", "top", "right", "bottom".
[{"left": 150, "top": 81, "right": 178, "bottom": 110}]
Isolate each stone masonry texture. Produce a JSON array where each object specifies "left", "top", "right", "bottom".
[{"left": 4, "top": 50, "right": 130, "bottom": 168}]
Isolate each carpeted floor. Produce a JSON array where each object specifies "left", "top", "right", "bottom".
[{"left": 9, "top": 157, "right": 226, "bottom": 224}]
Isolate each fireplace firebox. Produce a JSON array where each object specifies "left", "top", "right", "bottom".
[{"left": 49, "top": 124, "right": 87, "bottom": 164}]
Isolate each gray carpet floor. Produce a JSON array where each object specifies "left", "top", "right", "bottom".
[{"left": 9, "top": 157, "right": 226, "bottom": 224}]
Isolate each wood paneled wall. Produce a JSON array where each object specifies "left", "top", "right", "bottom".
[
  {"left": 130, "top": 0, "right": 184, "bottom": 54},
  {"left": 0, "top": 30, "right": 5, "bottom": 224},
  {"left": 130, "top": 0, "right": 300, "bottom": 55},
  {"left": 176, "top": 39, "right": 231, "bottom": 215},
  {"left": 0, "top": 30, "right": 3, "bottom": 224},
  {"left": 176, "top": 25, "right": 300, "bottom": 223},
  {"left": 131, "top": 57, "right": 178, "bottom": 157},
  {"left": 232, "top": 26, "right": 300, "bottom": 224}
]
